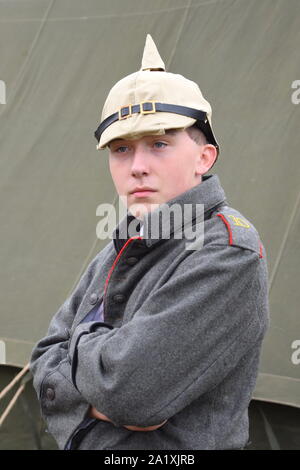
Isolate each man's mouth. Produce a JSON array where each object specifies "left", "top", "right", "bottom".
[{"left": 130, "top": 187, "right": 157, "bottom": 197}]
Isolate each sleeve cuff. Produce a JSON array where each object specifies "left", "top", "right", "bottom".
[{"left": 68, "top": 321, "right": 113, "bottom": 390}]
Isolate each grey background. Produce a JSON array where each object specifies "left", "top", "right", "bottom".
[{"left": 0, "top": 0, "right": 299, "bottom": 449}]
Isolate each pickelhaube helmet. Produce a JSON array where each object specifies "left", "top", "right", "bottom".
[{"left": 94, "top": 34, "right": 219, "bottom": 157}]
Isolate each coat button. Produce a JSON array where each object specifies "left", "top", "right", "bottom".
[
  {"left": 46, "top": 387, "right": 55, "bottom": 401},
  {"left": 113, "top": 294, "right": 126, "bottom": 303},
  {"left": 90, "top": 293, "right": 98, "bottom": 305},
  {"left": 126, "top": 257, "right": 138, "bottom": 266}
]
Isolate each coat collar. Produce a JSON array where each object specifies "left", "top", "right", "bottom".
[{"left": 113, "top": 174, "right": 227, "bottom": 251}]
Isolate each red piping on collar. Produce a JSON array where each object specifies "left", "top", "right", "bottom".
[{"left": 104, "top": 236, "right": 142, "bottom": 295}]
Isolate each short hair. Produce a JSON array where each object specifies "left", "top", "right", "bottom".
[
  {"left": 185, "top": 124, "right": 208, "bottom": 145},
  {"left": 165, "top": 124, "right": 208, "bottom": 145}
]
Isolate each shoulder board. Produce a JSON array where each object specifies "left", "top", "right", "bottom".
[{"left": 214, "top": 206, "right": 264, "bottom": 258}]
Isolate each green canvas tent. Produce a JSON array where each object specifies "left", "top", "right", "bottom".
[{"left": 0, "top": 0, "right": 299, "bottom": 449}]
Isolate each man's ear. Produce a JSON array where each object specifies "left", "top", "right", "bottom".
[{"left": 195, "top": 144, "right": 218, "bottom": 175}]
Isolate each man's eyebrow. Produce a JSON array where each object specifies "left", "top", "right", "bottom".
[
  {"left": 108, "top": 130, "right": 180, "bottom": 147},
  {"left": 108, "top": 139, "right": 127, "bottom": 147}
]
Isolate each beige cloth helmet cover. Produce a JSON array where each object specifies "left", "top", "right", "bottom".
[{"left": 96, "top": 34, "right": 219, "bottom": 153}]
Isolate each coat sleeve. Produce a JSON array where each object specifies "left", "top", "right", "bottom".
[
  {"left": 67, "top": 243, "right": 269, "bottom": 428},
  {"left": 29, "top": 251, "right": 104, "bottom": 449}
]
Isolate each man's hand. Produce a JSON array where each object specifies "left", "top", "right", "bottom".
[{"left": 89, "top": 406, "right": 167, "bottom": 431}]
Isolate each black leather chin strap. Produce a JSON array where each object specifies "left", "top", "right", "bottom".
[{"left": 94, "top": 101, "right": 219, "bottom": 150}]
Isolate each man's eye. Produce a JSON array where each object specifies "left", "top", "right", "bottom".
[
  {"left": 154, "top": 141, "right": 167, "bottom": 149},
  {"left": 115, "top": 146, "right": 129, "bottom": 153}
]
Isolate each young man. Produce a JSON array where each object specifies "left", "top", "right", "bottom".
[{"left": 30, "top": 35, "right": 270, "bottom": 450}]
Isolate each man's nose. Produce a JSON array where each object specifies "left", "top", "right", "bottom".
[{"left": 130, "top": 147, "right": 150, "bottom": 177}]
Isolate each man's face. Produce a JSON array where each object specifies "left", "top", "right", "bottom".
[{"left": 108, "top": 129, "right": 208, "bottom": 220}]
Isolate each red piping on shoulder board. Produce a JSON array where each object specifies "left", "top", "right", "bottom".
[
  {"left": 104, "top": 236, "right": 143, "bottom": 294},
  {"left": 216, "top": 213, "right": 264, "bottom": 258},
  {"left": 216, "top": 213, "right": 233, "bottom": 245},
  {"left": 259, "top": 242, "right": 264, "bottom": 258}
]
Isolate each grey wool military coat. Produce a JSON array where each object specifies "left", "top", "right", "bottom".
[{"left": 30, "top": 174, "right": 270, "bottom": 450}]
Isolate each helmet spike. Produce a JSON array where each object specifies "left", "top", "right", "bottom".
[{"left": 140, "top": 34, "right": 165, "bottom": 71}]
